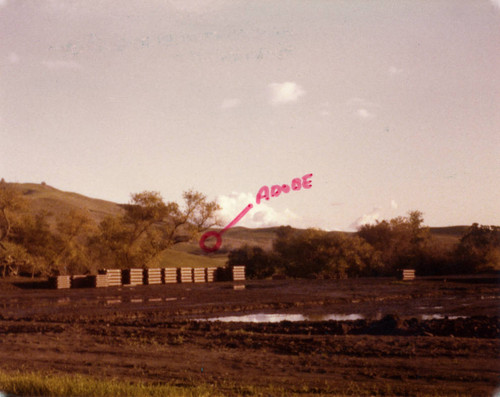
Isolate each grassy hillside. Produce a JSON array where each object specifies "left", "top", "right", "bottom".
[{"left": 14, "top": 182, "right": 124, "bottom": 226}]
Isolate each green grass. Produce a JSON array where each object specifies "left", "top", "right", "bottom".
[
  {"left": 0, "top": 371, "right": 219, "bottom": 397},
  {"left": 0, "top": 370, "right": 472, "bottom": 397},
  {"left": 150, "top": 247, "right": 227, "bottom": 268},
  {"left": 0, "top": 371, "right": 329, "bottom": 397}
]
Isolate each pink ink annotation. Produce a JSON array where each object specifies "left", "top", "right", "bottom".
[{"left": 199, "top": 173, "right": 313, "bottom": 253}]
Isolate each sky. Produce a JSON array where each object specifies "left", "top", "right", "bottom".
[{"left": 1, "top": 0, "right": 499, "bottom": 231}]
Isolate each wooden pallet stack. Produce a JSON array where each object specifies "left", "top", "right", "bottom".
[
  {"left": 144, "top": 268, "right": 162, "bottom": 285},
  {"left": 49, "top": 275, "right": 71, "bottom": 289},
  {"left": 232, "top": 266, "right": 246, "bottom": 281},
  {"left": 123, "top": 268, "right": 143, "bottom": 286},
  {"left": 401, "top": 269, "right": 416, "bottom": 281},
  {"left": 179, "top": 267, "right": 193, "bottom": 283},
  {"left": 102, "top": 269, "right": 122, "bottom": 287},
  {"left": 88, "top": 274, "right": 109, "bottom": 288},
  {"left": 163, "top": 268, "right": 178, "bottom": 284},
  {"left": 193, "top": 267, "right": 206, "bottom": 283},
  {"left": 206, "top": 267, "right": 217, "bottom": 283}
]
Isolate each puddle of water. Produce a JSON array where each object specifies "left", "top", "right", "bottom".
[
  {"left": 196, "top": 313, "right": 364, "bottom": 323},
  {"left": 420, "top": 314, "right": 468, "bottom": 320}
]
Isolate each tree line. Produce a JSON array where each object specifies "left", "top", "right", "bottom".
[
  {"left": 228, "top": 211, "right": 500, "bottom": 279},
  {"left": 0, "top": 180, "right": 219, "bottom": 277},
  {"left": 1, "top": 180, "right": 499, "bottom": 279}
]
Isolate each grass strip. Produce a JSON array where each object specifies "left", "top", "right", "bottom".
[{"left": 0, "top": 371, "right": 219, "bottom": 397}]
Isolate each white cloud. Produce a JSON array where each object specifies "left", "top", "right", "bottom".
[
  {"left": 268, "top": 82, "right": 305, "bottom": 105},
  {"left": 7, "top": 52, "right": 19, "bottom": 64},
  {"left": 217, "top": 191, "right": 299, "bottom": 228},
  {"left": 356, "top": 108, "right": 375, "bottom": 119},
  {"left": 0, "top": 0, "right": 7, "bottom": 8},
  {"left": 221, "top": 98, "right": 241, "bottom": 110},
  {"left": 42, "top": 60, "right": 82, "bottom": 70},
  {"left": 349, "top": 207, "right": 381, "bottom": 230},
  {"left": 391, "top": 199, "right": 398, "bottom": 209},
  {"left": 491, "top": 0, "right": 500, "bottom": 10},
  {"left": 347, "top": 97, "right": 378, "bottom": 119}
]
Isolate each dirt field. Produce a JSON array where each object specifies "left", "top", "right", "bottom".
[{"left": 0, "top": 276, "right": 499, "bottom": 396}]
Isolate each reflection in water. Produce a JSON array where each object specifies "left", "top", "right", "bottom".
[
  {"left": 106, "top": 299, "right": 122, "bottom": 305},
  {"left": 420, "top": 314, "right": 468, "bottom": 320},
  {"left": 196, "top": 313, "right": 365, "bottom": 323}
]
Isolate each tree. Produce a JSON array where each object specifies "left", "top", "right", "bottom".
[
  {"left": 11, "top": 210, "right": 59, "bottom": 276},
  {"left": 455, "top": 223, "right": 500, "bottom": 273},
  {"left": 0, "top": 241, "right": 29, "bottom": 278},
  {"left": 92, "top": 190, "right": 220, "bottom": 268},
  {"left": 357, "top": 210, "right": 430, "bottom": 275},
  {"left": 272, "top": 227, "right": 381, "bottom": 279},
  {"left": 227, "top": 245, "right": 277, "bottom": 279},
  {"left": 0, "top": 180, "right": 25, "bottom": 244},
  {"left": 53, "top": 209, "right": 94, "bottom": 274},
  {"left": 0, "top": 182, "right": 29, "bottom": 277}
]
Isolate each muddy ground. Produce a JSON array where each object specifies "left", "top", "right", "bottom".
[{"left": 0, "top": 276, "right": 499, "bottom": 396}]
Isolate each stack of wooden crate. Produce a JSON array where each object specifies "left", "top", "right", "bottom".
[
  {"left": 49, "top": 275, "right": 71, "bottom": 289},
  {"left": 401, "top": 269, "right": 416, "bottom": 281},
  {"left": 123, "top": 268, "right": 143, "bottom": 286},
  {"left": 193, "top": 268, "right": 206, "bottom": 283},
  {"left": 163, "top": 268, "right": 178, "bottom": 283},
  {"left": 144, "top": 268, "right": 162, "bottom": 285},
  {"left": 232, "top": 266, "right": 246, "bottom": 281},
  {"left": 101, "top": 269, "right": 122, "bottom": 287},
  {"left": 179, "top": 267, "right": 193, "bottom": 283},
  {"left": 206, "top": 267, "right": 217, "bottom": 282},
  {"left": 90, "top": 274, "right": 109, "bottom": 288}
]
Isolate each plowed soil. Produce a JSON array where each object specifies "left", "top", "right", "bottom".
[{"left": 0, "top": 276, "right": 499, "bottom": 396}]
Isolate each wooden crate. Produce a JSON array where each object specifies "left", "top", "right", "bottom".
[
  {"left": 206, "top": 267, "right": 217, "bottom": 283},
  {"left": 99, "top": 269, "right": 122, "bottom": 287},
  {"left": 144, "top": 268, "right": 162, "bottom": 285},
  {"left": 49, "top": 275, "right": 71, "bottom": 289},
  {"left": 401, "top": 269, "right": 415, "bottom": 281},
  {"left": 123, "top": 268, "right": 143, "bottom": 286},
  {"left": 179, "top": 267, "right": 193, "bottom": 283},
  {"left": 87, "top": 274, "right": 108, "bottom": 288},
  {"left": 163, "top": 268, "right": 178, "bottom": 284},
  {"left": 107, "top": 269, "right": 122, "bottom": 286},
  {"left": 232, "top": 266, "right": 246, "bottom": 281},
  {"left": 193, "top": 268, "right": 206, "bottom": 283}
]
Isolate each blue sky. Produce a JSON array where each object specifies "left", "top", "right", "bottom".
[{"left": 1, "top": 0, "right": 499, "bottom": 231}]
